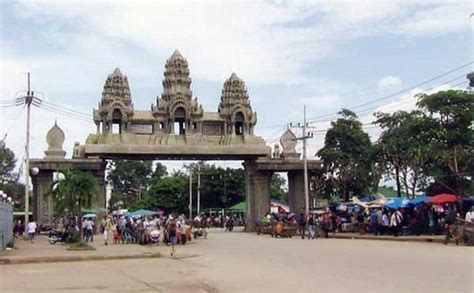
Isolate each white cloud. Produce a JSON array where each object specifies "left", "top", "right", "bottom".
[
  {"left": 300, "top": 95, "right": 342, "bottom": 111},
  {"left": 7, "top": 0, "right": 470, "bottom": 88},
  {"left": 1, "top": 0, "right": 471, "bottom": 175},
  {"left": 378, "top": 76, "right": 402, "bottom": 90}
]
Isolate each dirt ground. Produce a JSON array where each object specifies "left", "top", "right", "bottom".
[{"left": 1, "top": 228, "right": 472, "bottom": 292}]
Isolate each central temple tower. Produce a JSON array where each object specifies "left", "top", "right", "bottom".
[{"left": 152, "top": 49, "right": 203, "bottom": 135}]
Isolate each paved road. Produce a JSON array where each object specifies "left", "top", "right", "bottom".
[{"left": 1, "top": 228, "right": 472, "bottom": 292}]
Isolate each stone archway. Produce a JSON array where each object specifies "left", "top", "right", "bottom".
[
  {"left": 235, "top": 112, "right": 244, "bottom": 135},
  {"left": 173, "top": 107, "right": 186, "bottom": 135},
  {"left": 111, "top": 109, "right": 123, "bottom": 134}
]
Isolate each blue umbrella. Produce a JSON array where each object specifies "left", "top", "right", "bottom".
[
  {"left": 410, "top": 195, "right": 429, "bottom": 206},
  {"left": 129, "top": 209, "right": 157, "bottom": 217},
  {"left": 384, "top": 197, "right": 411, "bottom": 209},
  {"left": 358, "top": 195, "right": 377, "bottom": 202}
]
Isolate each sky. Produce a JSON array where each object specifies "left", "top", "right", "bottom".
[{"left": 0, "top": 0, "right": 472, "bottom": 177}]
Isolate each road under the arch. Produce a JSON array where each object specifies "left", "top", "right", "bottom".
[{"left": 2, "top": 228, "right": 471, "bottom": 292}]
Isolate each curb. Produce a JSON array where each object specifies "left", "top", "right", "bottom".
[
  {"left": 331, "top": 234, "right": 444, "bottom": 243},
  {"left": 0, "top": 252, "right": 161, "bottom": 265}
]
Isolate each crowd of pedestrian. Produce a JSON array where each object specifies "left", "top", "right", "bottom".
[{"left": 256, "top": 202, "right": 474, "bottom": 245}]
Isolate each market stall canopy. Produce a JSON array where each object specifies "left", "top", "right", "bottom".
[
  {"left": 428, "top": 194, "right": 458, "bottom": 204},
  {"left": 384, "top": 197, "right": 411, "bottom": 209},
  {"left": 351, "top": 197, "right": 368, "bottom": 208},
  {"left": 351, "top": 196, "right": 387, "bottom": 209},
  {"left": 229, "top": 202, "right": 246, "bottom": 212},
  {"left": 410, "top": 195, "right": 429, "bottom": 206},
  {"left": 112, "top": 209, "right": 128, "bottom": 216},
  {"left": 82, "top": 213, "right": 96, "bottom": 218},
  {"left": 129, "top": 209, "right": 157, "bottom": 217},
  {"left": 358, "top": 195, "right": 378, "bottom": 203}
]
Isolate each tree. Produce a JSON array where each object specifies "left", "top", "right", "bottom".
[
  {"left": 184, "top": 162, "right": 246, "bottom": 209},
  {"left": 270, "top": 173, "right": 287, "bottom": 201},
  {"left": 49, "top": 170, "right": 99, "bottom": 242},
  {"left": 0, "top": 140, "right": 17, "bottom": 186},
  {"left": 151, "top": 162, "right": 168, "bottom": 181},
  {"left": 0, "top": 141, "right": 26, "bottom": 210},
  {"left": 374, "top": 111, "right": 434, "bottom": 197},
  {"left": 130, "top": 175, "right": 189, "bottom": 215},
  {"left": 467, "top": 72, "right": 474, "bottom": 87},
  {"left": 317, "top": 109, "right": 374, "bottom": 201},
  {"left": 416, "top": 88, "right": 474, "bottom": 197},
  {"left": 107, "top": 160, "right": 154, "bottom": 207}
]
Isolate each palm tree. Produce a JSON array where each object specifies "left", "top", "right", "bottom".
[{"left": 50, "top": 169, "right": 99, "bottom": 242}]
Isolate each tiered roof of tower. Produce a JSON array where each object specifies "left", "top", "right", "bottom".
[
  {"left": 219, "top": 72, "right": 250, "bottom": 108},
  {"left": 101, "top": 67, "right": 132, "bottom": 107},
  {"left": 218, "top": 72, "right": 255, "bottom": 123},
  {"left": 153, "top": 50, "right": 202, "bottom": 118},
  {"left": 161, "top": 49, "right": 193, "bottom": 101}
]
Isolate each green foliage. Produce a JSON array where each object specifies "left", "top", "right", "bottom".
[
  {"left": 416, "top": 89, "right": 474, "bottom": 196},
  {"left": 377, "top": 186, "right": 409, "bottom": 198},
  {"left": 0, "top": 141, "right": 28, "bottom": 211},
  {"left": 131, "top": 162, "right": 247, "bottom": 214},
  {"left": 0, "top": 141, "right": 17, "bottom": 185},
  {"left": 151, "top": 162, "right": 168, "bottom": 181},
  {"left": 49, "top": 169, "right": 99, "bottom": 217},
  {"left": 374, "top": 110, "right": 435, "bottom": 197},
  {"left": 317, "top": 109, "right": 374, "bottom": 201},
  {"left": 184, "top": 162, "right": 246, "bottom": 209},
  {"left": 107, "top": 160, "right": 161, "bottom": 207},
  {"left": 130, "top": 175, "right": 189, "bottom": 215},
  {"left": 270, "top": 173, "right": 287, "bottom": 201},
  {"left": 468, "top": 72, "right": 474, "bottom": 87}
]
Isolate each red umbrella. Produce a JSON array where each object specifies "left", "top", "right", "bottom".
[{"left": 428, "top": 193, "right": 458, "bottom": 204}]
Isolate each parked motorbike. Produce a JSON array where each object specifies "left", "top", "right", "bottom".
[{"left": 48, "top": 230, "right": 69, "bottom": 244}]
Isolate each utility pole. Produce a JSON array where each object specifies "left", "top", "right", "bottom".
[
  {"left": 22, "top": 73, "right": 34, "bottom": 235},
  {"left": 289, "top": 105, "right": 314, "bottom": 218},
  {"left": 189, "top": 170, "right": 193, "bottom": 219},
  {"left": 197, "top": 164, "right": 201, "bottom": 215}
]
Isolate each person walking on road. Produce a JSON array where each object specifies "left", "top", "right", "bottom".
[
  {"left": 465, "top": 207, "right": 474, "bottom": 223},
  {"left": 101, "top": 216, "right": 113, "bottom": 245},
  {"left": 390, "top": 209, "right": 403, "bottom": 237},
  {"left": 444, "top": 207, "right": 458, "bottom": 245},
  {"left": 168, "top": 217, "right": 178, "bottom": 257},
  {"left": 381, "top": 211, "right": 390, "bottom": 235},
  {"left": 298, "top": 213, "right": 307, "bottom": 239},
  {"left": 370, "top": 210, "right": 380, "bottom": 236},
  {"left": 307, "top": 215, "right": 316, "bottom": 239},
  {"left": 27, "top": 221, "right": 37, "bottom": 243},
  {"left": 85, "top": 218, "right": 94, "bottom": 242}
]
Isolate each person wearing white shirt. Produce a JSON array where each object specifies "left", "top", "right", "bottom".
[
  {"left": 27, "top": 221, "right": 37, "bottom": 243},
  {"left": 465, "top": 207, "right": 474, "bottom": 223}
]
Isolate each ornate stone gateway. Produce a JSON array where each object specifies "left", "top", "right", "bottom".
[
  {"left": 81, "top": 50, "right": 268, "bottom": 160},
  {"left": 30, "top": 50, "right": 321, "bottom": 231}
]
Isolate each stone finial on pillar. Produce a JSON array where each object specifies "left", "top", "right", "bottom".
[
  {"left": 44, "top": 120, "right": 66, "bottom": 159},
  {"left": 280, "top": 128, "right": 300, "bottom": 160}
]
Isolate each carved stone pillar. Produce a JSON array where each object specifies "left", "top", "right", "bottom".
[
  {"left": 93, "top": 169, "right": 106, "bottom": 209},
  {"left": 244, "top": 161, "right": 272, "bottom": 232},
  {"left": 32, "top": 171, "right": 53, "bottom": 224},
  {"left": 288, "top": 170, "right": 305, "bottom": 216}
]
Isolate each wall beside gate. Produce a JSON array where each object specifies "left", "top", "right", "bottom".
[{"left": 0, "top": 191, "right": 14, "bottom": 250}]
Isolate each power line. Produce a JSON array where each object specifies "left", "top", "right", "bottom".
[
  {"left": 35, "top": 103, "right": 95, "bottom": 124},
  {"left": 1, "top": 105, "right": 26, "bottom": 143},
  {"left": 305, "top": 62, "right": 472, "bottom": 123},
  {"left": 42, "top": 100, "right": 92, "bottom": 119},
  {"left": 347, "top": 66, "right": 471, "bottom": 111},
  {"left": 259, "top": 63, "right": 472, "bottom": 129}
]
